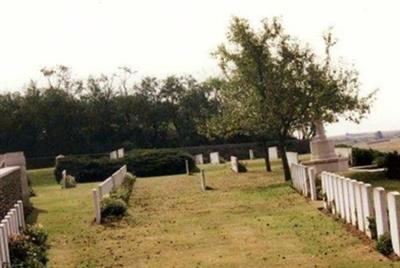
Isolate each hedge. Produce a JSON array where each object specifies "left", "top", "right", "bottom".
[
  {"left": 54, "top": 149, "right": 196, "bottom": 182},
  {"left": 351, "top": 148, "right": 385, "bottom": 166}
]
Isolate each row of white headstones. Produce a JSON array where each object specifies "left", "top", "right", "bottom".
[
  {"left": 321, "top": 172, "right": 400, "bottom": 254},
  {"left": 194, "top": 147, "right": 298, "bottom": 166}
]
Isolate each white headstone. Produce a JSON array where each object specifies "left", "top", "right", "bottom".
[
  {"left": 361, "top": 183, "right": 374, "bottom": 237},
  {"left": 231, "top": 156, "right": 239, "bottom": 173},
  {"left": 249, "top": 149, "right": 254, "bottom": 160},
  {"left": 194, "top": 154, "right": 204, "bottom": 165},
  {"left": 343, "top": 178, "right": 351, "bottom": 223},
  {"left": 338, "top": 177, "right": 346, "bottom": 219},
  {"left": 388, "top": 191, "right": 400, "bottom": 256},
  {"left": 117, "top": 148, "right": 124, "bottom": 158},
  {"left": 268, "top": 147, "right": 278, "bottom": 160},
  {"left": 373, "top": 187, "right": 389, "bottom": 238},
  {"left": 286, "top": 152, "right": 298, "bottom": 166},
  {"left": 354, "top": 182, "right": 365, "bottom": 231},
  {"left": 210, "top": 152, "right": 220, "bottom": 165},
  {"left": 110, "top": 151, "right": 117, "bottom": 160},
  {"left": 348, "top": 180, "right": 357, "bottom": 226},
  {"left": 308, "top": 168, "right": 317, "bottom": 201}
]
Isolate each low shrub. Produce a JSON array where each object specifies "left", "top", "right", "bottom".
[
  {"left": 373, "top": 156, "right": 386, "bottom": 168},
  {"left": 109, "top": 173, "right": 135, "bottom": 202},
  {"left": 238, "top": 161, "right": 247, "bottom": 172},
  {"left": 384, "top": 151, "right": 400, "bottom": 179},
  {"left": 60, "top": 175, "right": 77, "bottom": 189},
  {"left": 352, "top": 148, "right": 384, "bottom": 166},
  {"left": 101, "top": 173, "right": 135, "bottom": 220},
  {"left": 367, "top": 217, "right": 377, "bottom": 240},
  {"left": 55, "top": 149, "right": 196, "bottom": 182},
  {"left": 376, "top": 232, "right": 393, "bottom": 256},
  {"left": 9, "top": 224, "right": 48, "bottom": 268},
  {"left": 101, "top": 197, "right": 127, "bottom": 219}
]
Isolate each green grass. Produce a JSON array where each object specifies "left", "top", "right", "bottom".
[{"left": 27, "top": 160, "right": 399, "bottom": 267}]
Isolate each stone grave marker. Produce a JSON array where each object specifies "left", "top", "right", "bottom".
[
  {"left": 194, "top": 154, "right": 204, "bottom": 165},
  {"left": 231, "top": 156, "right": 239, "bottom": 173},
  {"left": 210, "top": 152, "right": 220, "bottom": 165},
  {"left": 268, "top": 147, "right": 278, "bottom": 160}
]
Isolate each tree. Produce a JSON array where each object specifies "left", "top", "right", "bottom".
[
  {"left": 201, "top": 77, "right": 274, "bottom": 171},
  {"left": 214, "top": 17, "right": 374, "bottom": 180}
]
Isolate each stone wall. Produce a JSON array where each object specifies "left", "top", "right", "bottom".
[{"left": 0, "top": 167, "right": 22, "bottom": 219}]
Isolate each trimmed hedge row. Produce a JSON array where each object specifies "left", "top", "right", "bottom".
[
  {"left": 352, "top": 148, "right": 400, "bottom": 179},
  {"left": 352, "top": 148, "right": 385, "bottom": 166},
  {"left": 54, "top": 149, "right": 196, "bottom": 182}
]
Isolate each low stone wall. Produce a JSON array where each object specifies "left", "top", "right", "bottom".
[{"left": 0, "top": 167, "right": 22, "bottom": 219}]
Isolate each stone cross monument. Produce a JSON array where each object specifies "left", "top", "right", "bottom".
[{"left": 303, "top": 120, "right": 349, "bottom": 174}]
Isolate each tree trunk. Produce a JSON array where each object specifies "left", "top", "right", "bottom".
[
  {"left": 278, "top": 139, "right": 291, "bottom": 181},
  {"left": 262, "top": 140, "right": 271, "bottom": 172}
]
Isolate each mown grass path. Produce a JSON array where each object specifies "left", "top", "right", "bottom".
[{"left": 28, "top": 160, "right": 396, "bottom": 267}]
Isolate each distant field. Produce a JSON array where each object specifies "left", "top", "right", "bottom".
[
  {"left": 355, "top": 137, "right": 400, "bottom": 152},
  {"left": 27, "top": 160, "right": 398, "bottom": 267}
]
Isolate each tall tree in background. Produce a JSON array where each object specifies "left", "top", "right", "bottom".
[{"left": 214, "top": 17, "right": 374, "bottom": 180}]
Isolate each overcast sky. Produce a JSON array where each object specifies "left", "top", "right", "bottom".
[{"left": 0, "top": 0, "right": 398, "bottom": 136}]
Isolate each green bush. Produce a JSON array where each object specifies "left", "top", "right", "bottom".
[
  {"left": 373, "top": 156, "right": 386, "bottom": 168},
  {"left": 9, "top": 224, "right": 48, "bottom": 267},
  {"left": 110, "top": 173, "right": 135, "bottom": 202},
  {"left": 376, "top": 232, "right": 393, "bottom": 256},
  {"left": 60, "top": 175, "right": 77, "bottom": 189},
  {"left": 54, "top": 149, "right": 196, "bottom": 182},
  {"left": 367, "top": 217, "right": 377, "bottom": 240},
  {"left": 384, "top": 151, "right": 400, "bottom": 179},
  {"left": 101, "top": 197, "right": 127, "bottom": 219},
  {"left": 238, "top": 161, "right": 247, "bottom": 172},
  {"left": 352, "top": 148, "right": 384, "bottom": 166}
]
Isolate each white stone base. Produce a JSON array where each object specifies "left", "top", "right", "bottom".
[{"left": 302, "top": 157, "right": 349, "bottom": 174}]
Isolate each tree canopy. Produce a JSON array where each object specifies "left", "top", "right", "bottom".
[{"left": 211, "top": 17, "right": 374, "bottom": 180}]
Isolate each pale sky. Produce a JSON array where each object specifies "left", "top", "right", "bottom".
[{"left": 0, "top": 0, "right": 398, "bottom": 136}]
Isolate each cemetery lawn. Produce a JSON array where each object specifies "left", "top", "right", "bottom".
[{"left": 27, "top": 161, "right": 399, "bottom": 268}]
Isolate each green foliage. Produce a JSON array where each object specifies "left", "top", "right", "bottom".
[
  {"left": 376, "top": 233, "right": 393, "bottom": 256},
  {"left": 101, "top": 173, "right": 135, "bottom": 220},
  {"left": 238, "top": 161, "right": 247, "bottom": 172},
  {"left": 372, "top": 156, "right": 386, "bottom": 168},
  {"left": 101, "top": 197, "right": 127, "bottom": 219},
  {"left": 351, "top": 148, "right": 384, "bottom": 166},
  {"left": 9, "top": 224, "right": 48, "bottom": 268},
  {"left": 384, "top": 151, "right": 400, "bottom": 179},
  {"left": 60, "top": 175, "right": 77, "bottom": 188},
  {"left": 367, "top": 217, "right": 377, "bottom": 240},
  {"left": 109, "top": 173, "right": 135, "bottom": 202},
  {"left": 211, "top": 17, "right": 374, "bottom": 180},
  {"left": 54, "top": 149, "right": 196, "bottom": 182},
  {"left": 0, "top": 67, "right": 220, "bottom": 157}
]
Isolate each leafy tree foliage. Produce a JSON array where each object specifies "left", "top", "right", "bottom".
[
  {"left": 212, "top": 17, "right": 374, "bottom": 180},
  {"left": 0, "top": 67, "right": 223, "bottom": 157}
]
